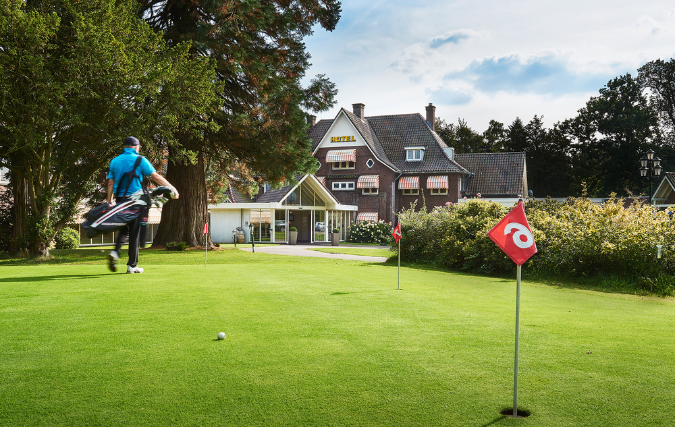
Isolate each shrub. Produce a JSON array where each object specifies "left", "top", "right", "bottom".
[
  {"left": 53, "top": 227, "right": 80, "bottom": 249},
  {"left": 348, "top": 221, "right": 392, "bottom": 244},
  {"left": 290, "top": 227, "right": 297, "bottom": 232},
  {"left": 397, "top": 197, "right": 675, "bottom": 295},
  {"left": 166, "top": 241, "right": 189, "bottom": 251}
]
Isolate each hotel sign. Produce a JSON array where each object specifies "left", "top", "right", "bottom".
[{"left": 330, "top": 136, "right": 356, "bottom": 142}]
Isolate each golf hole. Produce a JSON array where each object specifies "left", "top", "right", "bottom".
[{"left": 500, "top": 408, "right": 531, "bottom": 418}]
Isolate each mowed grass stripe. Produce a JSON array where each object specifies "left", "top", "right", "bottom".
[{"left": 2, "top": 252, "right": 675, "bottom": 426}]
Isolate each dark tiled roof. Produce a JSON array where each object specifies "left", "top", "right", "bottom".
[
  {"left": 308, "top": 109, "right": 467, "bottom": 174},
  {"left": 454, "top": 152, "right": 526, "bottom": 196},
  {"left": 366, "top": 113, "right": 466, "bottom": 173},
  {"left": 308, "top": 119, "right": 333, "bottom": 150},
  {"left": 227, "top": 184, "right": 253, "bottom": 203},
  {"left": 255, "top": 185, "right": 292, "bottom": 203}
]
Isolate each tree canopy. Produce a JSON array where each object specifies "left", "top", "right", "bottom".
[
  {"left": 0, "top": 0, "right": 218, "bottom": 256},
  {"left": 137, "top": 0, "right": 342, "bottom": 246}
]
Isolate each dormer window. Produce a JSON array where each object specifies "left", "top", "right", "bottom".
[{"left": 405, "top": 147, "right": 425, "bottom": 162}]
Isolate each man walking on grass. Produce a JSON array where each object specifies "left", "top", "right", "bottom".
[{"left": 106, "top": 136, "right": 179, "bottom": 273}]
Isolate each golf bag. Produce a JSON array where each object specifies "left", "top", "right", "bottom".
[
  {"left": 82, "top": 186, "right": 174, "bottom": 239},
  {"left": 82, "top": 154, "right": 174, "bottom": 239}
]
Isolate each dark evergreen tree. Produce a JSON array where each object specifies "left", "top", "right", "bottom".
[{"left": 138, "top": 0, "right": 341, "bottom": 246}]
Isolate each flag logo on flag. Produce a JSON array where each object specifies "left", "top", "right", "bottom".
[
  {"left": 202, "top": 223, "right": 209, "bottom": 235},
  {"left": 487, "top": 201, "right": 537, "bottom": 266},
  {"left": 392, "top": 223, "right": 402, "bottom": 243}
]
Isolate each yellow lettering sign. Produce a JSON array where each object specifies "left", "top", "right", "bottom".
[{"left": 330, "top": 135, "right": 355, "bottom": 143}]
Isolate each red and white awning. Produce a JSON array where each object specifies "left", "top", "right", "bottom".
[
  {"left": 398, "top": 176, "right": 420, "bottom": 190},
  {"left": 316, "top": 176, "right": 326, "bottom": 186},
  {"left": 326, "top": 149, "right": 356, "bottom": 163},
  {"left": 357, "top": 175, "right": 379, "bottom": 188},
  {"left": 356, "top": 212, "right": 379, "bottom": 223},
  {"left": 426, "top": 175, "right": 448, "bottom": 189}
]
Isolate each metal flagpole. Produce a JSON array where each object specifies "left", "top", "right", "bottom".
[
  {"left": 513, "top": 264, "right": 521, "bottom": 417},
  {"left": 397, "top": 240, "right": 401, "bottom": 290}
]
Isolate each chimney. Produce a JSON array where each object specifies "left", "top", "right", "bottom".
[
  {"left": 425, "top": 103, "right": 436, "bottom": 131},
  {"left": 352, "top": 103, "right": 365, "bottom": 120},
  {"left": 306, "top": 114, "right": 316, "bottom": 126}
]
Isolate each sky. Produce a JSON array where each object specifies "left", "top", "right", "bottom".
[{"left": 302, "top": 0, "right": 675, "bottom": 132}]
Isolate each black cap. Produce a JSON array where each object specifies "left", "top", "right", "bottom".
[{"left": 124, "top": 136, "right": 139, "bottom": 146}]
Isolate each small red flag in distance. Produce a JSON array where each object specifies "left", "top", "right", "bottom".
[
  {"left": 202, "top": 223, "right": 209, "bottom": 235},
  {"left": 393, "top": 223, "right": 402, "bottom": 243},
  {"left": 487, "top": 201, "right": 537, "bottom": 266}
]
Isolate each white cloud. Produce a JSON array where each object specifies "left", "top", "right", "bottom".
[{"left": 303, "top": 0, "right": 675, "bottom": 131}]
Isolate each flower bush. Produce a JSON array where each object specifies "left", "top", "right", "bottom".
[
  {"left": 348, "top": 220, "right": 392, "bottom": 244},
  {"left": 397, "top": 198, "right": 675, "bottom": 295}
]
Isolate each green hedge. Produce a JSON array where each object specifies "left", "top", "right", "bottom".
[{"left": 397, "top": 198, "right": 675, "bottom": 295}]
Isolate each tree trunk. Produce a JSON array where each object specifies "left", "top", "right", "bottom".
[
  {"left": 152, "top": 149, "right": 212, "bottom": 248},
  {"left": 10, "top": 171, "right": 27, "bottom": 255}
]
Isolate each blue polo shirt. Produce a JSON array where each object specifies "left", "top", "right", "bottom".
[{"left": 108, "top": 148, "right": 156, "bottom": 196}]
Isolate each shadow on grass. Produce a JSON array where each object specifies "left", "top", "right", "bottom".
[
  {"left": 382, "top": 258, "right": 665, "bottom": 297},
  {"left": 0, "top": 273, "right": 110, "bottom": 283}
]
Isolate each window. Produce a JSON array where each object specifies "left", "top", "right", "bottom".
[
  {"left": 405, "top": 147, "right": 424, "bottom": 162},
  {"left": 362, "top": 187, "right": 378, "bottom": 195},
  {"left": 402, "top": 188, "right": 419, "bottom": 195},
  {"left": 332, "top": 181, "right": 355, "bottom": 191},
  {"left": 333, "top": 161, "right": 355, "bottom": 170},
  {"left": 430, "top": 188, "right": 448, "bottom": 195},
  {"left": 366, "top": 159, "right": 374, "bottom": 168}
]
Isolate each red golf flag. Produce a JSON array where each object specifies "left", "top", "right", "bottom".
[
  {"left": 488, "top": 201, "right": 537, "bottom": 266},
  {"left": 393, "top": 223, "right": 402, "bottom": 243},
  {"left": 202, "top": 223, "right": 209, "bottom": 235}
]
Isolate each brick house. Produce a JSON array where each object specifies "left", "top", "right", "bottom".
[
  {"left": 208, "top": 103, "right": 529, "bottom": 244},
  {"left": 309, "top": 103, "right": 469, "bottom": 224}
]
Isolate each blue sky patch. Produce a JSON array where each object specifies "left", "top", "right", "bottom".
[{"left": 445, "top": 54, "right": 613, "bottom": 95}]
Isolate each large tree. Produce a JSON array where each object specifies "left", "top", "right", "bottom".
[
  {"left": 138, "top": 0, "right": 341, "bottom": 247},
  {"left": 506, "top": 116, "right": 573, "bottom": 198},
  {"left": 0, "top": 0, "right": 218, "bottom": 256},
  {"left": 639, "top": 58, "right": 675, "bottom": 142},
  {"left": 562, "top": 74, "right": 658, "bottom": 198}
]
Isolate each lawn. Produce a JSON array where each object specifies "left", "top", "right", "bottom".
[{"left": 2, "top": 248, "right": 675, "bottom": 426}]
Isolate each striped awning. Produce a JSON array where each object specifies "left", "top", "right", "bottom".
[
  {"left": 398, "top": 176, "right": 420, "bottom": 190},
  {"left": 357, "top": 175, "right": 379, "bottom": 188},
  {"left": 356, "top": 212, "right": 379, "bottom": 223},
  {"left": 326, "top": 149, "right": 356, "bottom": 163},
  {"left": 427, "top": 175, "right": 449, "bottom": 189},
  {"left": 316, "top": 176, "right": 326, "bottom": 186}
]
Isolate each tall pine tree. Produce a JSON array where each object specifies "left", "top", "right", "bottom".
[{"left": 139, "top": 0, "right": 341, "bottom": 247}]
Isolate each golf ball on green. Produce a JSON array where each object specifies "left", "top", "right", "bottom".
[{"left": 217, "top": 332, "right": 226, "bottom": 340}]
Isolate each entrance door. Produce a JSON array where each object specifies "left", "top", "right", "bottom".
[{"left": 298, "top": 211, "right": 311, "bottom": 242}]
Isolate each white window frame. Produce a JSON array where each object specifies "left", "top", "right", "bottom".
[
  {"left": 332, "top": 161, "right": 355, "bottom": 170},
  {"left": 430, "top": 188, "right": 448, "bottom": 195},
  {"left": 402, "top": 188, "right": 419, "bottom": 195},
  {"left": 405, "top": 147, "right": 425, "bottom": 162},
  {"left": 332, "top": 181, "right": 355, "bottom": 191},
  {"left": 366, "top": 159, "right": 375, "bottom": 168}
]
